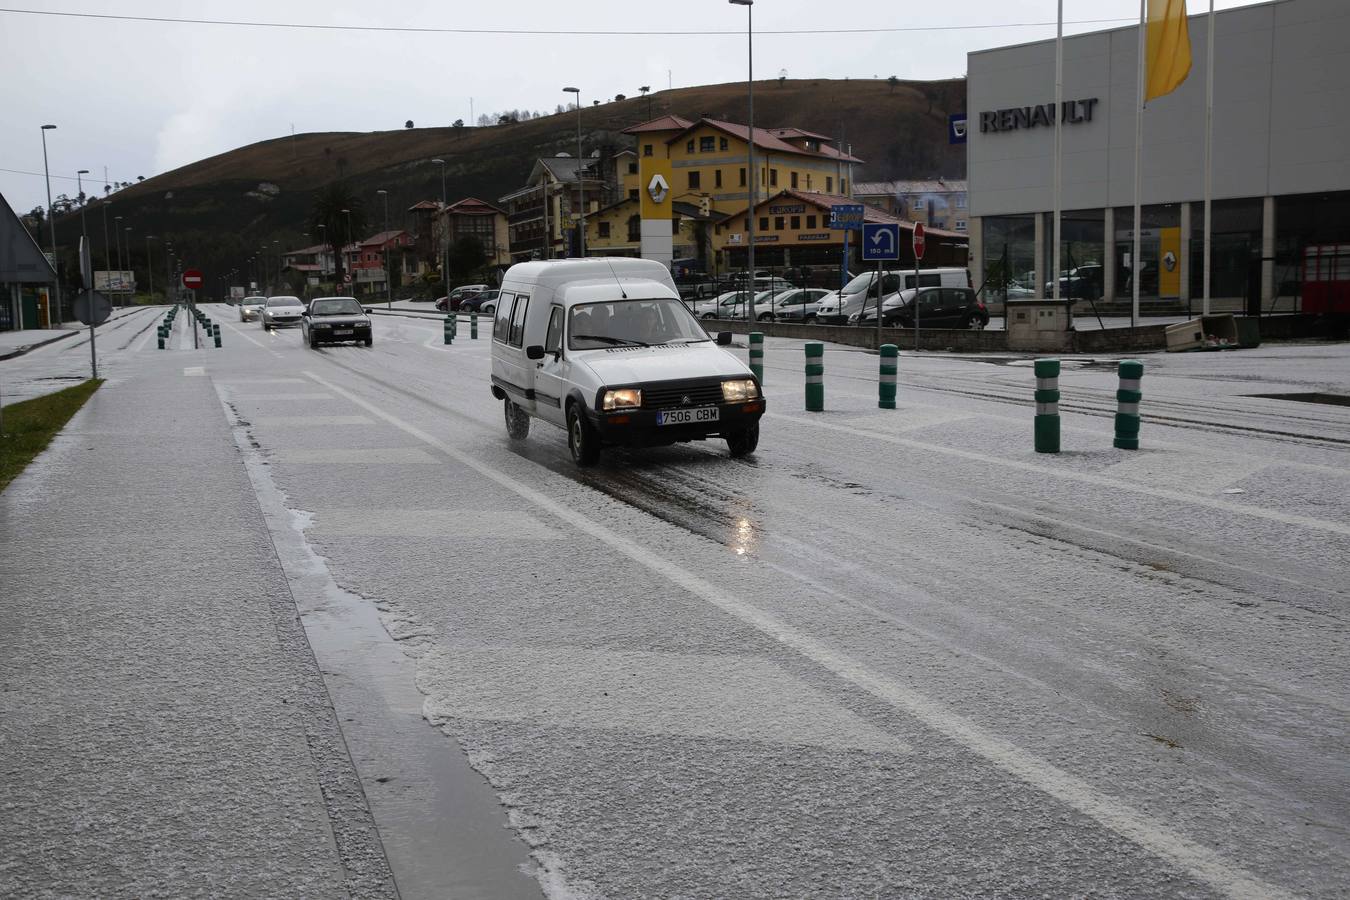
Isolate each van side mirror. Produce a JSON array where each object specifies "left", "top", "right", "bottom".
[
  {"left": 526, "top": 345, "right": 546, "bottom": 360},
  {"left": 716, "top": 332, "right": 733, "bottom": 346}
]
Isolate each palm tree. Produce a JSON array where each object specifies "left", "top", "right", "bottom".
[{"left": 309, "top": 182, "right": 367, "bottom": 286}]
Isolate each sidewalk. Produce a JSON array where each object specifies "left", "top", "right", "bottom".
[
  {"left": 0, "top": 368, "right": 396, "bottom": 898},
  {"left": 0, "top": 307, "right": 151, "bottom": 360}
]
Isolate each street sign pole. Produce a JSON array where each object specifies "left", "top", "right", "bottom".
[
  {"left": 913, "top": 223, "right": 926, "bottom": 352},
  {"left": 80, "top": 237, "right": 98, "bottom": 379},
  {"left": 875, "top": 259, "right": 883, "bottom": 348}
]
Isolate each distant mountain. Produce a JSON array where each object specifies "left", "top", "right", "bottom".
[{"left": 49, "top": 77, "right": 966, "bottom": 292}]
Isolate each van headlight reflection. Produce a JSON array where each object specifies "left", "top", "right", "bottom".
[
  {"left": 602, "top": 388, "right": 642, "bottom": 410},
  {"left": 730, "top": 516, "right": 757, "bottom": 556},
  {"left": 721, "top": 379, "right": 759, "bottom": 402}
]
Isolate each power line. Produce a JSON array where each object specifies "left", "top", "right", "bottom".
[{"left": 0, "top": 7, "right": 1134, "bottom": 37}]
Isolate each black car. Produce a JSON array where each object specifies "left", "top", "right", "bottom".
[
  {"left": 459, "top": 289, "right": 500, "bottom": 314},
  {"left": 301, "top": 296, "right": 373, "bottom": 347},
  {"left": 857, "top": 287, "right": 990, "bottom": 329}
]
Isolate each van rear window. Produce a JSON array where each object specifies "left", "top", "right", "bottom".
[{"left": 493, "top": 292, "right": 515, "bottom": 342}]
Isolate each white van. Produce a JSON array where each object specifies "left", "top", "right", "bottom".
[
  {"left": 489, "top": 259, "right": 765, "bottom": 466},
  {"left": 815, "top": 267, "right": 970, "bottom": 324}
]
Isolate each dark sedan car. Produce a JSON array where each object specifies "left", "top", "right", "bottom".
[
  {"left": 459, "top": 289, "right": 501, "bottom": 314},
  {"left": 301, "top": 296, "right": 373, "bottom": 347},
  {"left": 856, "top": 287, "right": 989, "bottom": 329}
]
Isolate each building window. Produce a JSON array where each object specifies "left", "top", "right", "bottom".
[
  {"left": 841, "top": 179, "right": 847, "bottom": 194},
  {"left": 599, "top": 221, "right": 611, "bottom": 238},
  {"left": 806, "top": 174, "right": 813, "bottom": 190},
  {"left": 688, "top": 170, "right": 701, "bottom": 189},
  {"left": 715, "top": 169, "right": 723, "bottom": 188},
  {"left": 956, "top": 196, "right": 967, "bottom": 209},
  {"left": 770, "top": 169, "right": 778, "bottom": 187},
  {"left": 719, "top": 137, "right": 729, "bottom": 151},
  {"left": 913, "top": 198, "right": 926, "bottom": 209},
  {"left": 643, "top": 144, "right": 653, "bottom": 157},
  {"left": 627, "top": 215, "right": 641, "bottom": 242},
  {"left": 700, "top": 136, "right": 715, "bottom": 152},
  {"left": 739, "top": 167, "right": 747, "bottom": 186},
  {"left": 954, "top": 220, "right": 967, "bottom": 231},
  {"left": 686, "top": 140, "right": 695, "bottom": 153},
  {"left": 791, "top": 172, "right": 799, "bottom": 189},
  {"left": 629, "top": 188, "right": 638, "bottom": 200},
  {"left": 628, "top": 162, "right": 638, "bottom": 174},
  {"left": 790, "top": 216, "right": 800, "bottom": 229},
  {"left": 806, "top": 215, "right": 817, "bottom": 229},
  {"left": 774, "top": 217, "right": 785, "bottom": 231},
  {"left": 826, "top": 176, "right": 833, "bottom": 193},
  {"left": 758, "top": 217, "right": 769, "bottom": 232}
]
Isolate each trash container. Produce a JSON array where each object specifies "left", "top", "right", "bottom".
[{"left": 1234, "top": 316, "right": 1261, "bottom": 348}]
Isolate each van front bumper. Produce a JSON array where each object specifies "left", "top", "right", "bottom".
[{"left": 589, "top": 400, "right": 766, "bottom": 447}]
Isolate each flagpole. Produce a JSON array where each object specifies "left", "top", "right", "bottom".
[
  {"left": 1132, "top": 0, "right": 1145, "bottom": 330},
  {"left": 1202, "top": 0, "right": 1215, "bottom": 316},
  {"left": 1052, "top": 0, "right": 1063, "bottom": 307}
]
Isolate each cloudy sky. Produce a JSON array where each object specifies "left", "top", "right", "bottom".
[{"left": 2, "top": 0, "right": 1258, "bottom": 214}]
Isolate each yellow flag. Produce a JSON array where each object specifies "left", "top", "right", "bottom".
[{"left": 1145, "top": 0, "right": 1193, "bottom": 101}]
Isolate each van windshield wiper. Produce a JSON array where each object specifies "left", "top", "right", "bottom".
[{"left": 573, "top": 334, "right": 650, "bottom": 347}]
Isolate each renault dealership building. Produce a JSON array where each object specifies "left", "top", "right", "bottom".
[{"left": 966, "top": 0, "right": 1350, "bottom": 313}]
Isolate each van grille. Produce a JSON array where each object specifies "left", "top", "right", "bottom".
[{"left": 641, "top": 379, "right": 725, "bottom": 409}]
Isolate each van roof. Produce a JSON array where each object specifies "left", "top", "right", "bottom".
[{"left": 502, "top": 258, "right": 676, "bottom": 293}]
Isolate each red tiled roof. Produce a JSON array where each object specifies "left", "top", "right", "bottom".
[
  {"left": 444, "top": 197, "right": 506, "bottom": 216},
  {"left": 359, "top": 230, "right": 409, "bottom": 248},
  {"left": 667, "top": 118, "right": 863, "bottom": 164},
  {"left": 621, "top": 114, "right": 694, "bottom": 135},
  {"left": 408, "top": 200, "right": 441, "bottom": 211},
  {"left": 766, "top": 126, "right": 835, "bottom": 142}
]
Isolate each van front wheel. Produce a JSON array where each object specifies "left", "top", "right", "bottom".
[
  {"left": 504, "top": 400, "right": 531, "bottom": 441},
  {"left": 567, "top": 404, "right": 601, "bottom": 467}
]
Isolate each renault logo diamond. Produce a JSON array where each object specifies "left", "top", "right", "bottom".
[{"left": 647, "top": 172, "right": 670, "bottom": 204}]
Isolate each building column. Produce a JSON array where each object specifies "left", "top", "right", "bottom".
[
  {"left": 1103, "top": 208, "right": 1117, "bottom": 303},
  {"left": 1261, "top": 195, "right": 1276, "bottom": 307},
  {"left": 1179, "top": 201, "right": 1192, "bottom": 306},
  {"left": 1033, "top": 213, "right": 1046, "bottom": 299},
  {"left": 968, "top": 217, "right": 984, "bottom": 293}
]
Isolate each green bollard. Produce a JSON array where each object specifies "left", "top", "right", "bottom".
[
  {"left": 452, "top": 314, "right": 459, "bottom": 341},
  {"left": 748, "top": 332, "right": 764, "bottom": 383},
  {"left": 157, "top": 328, "right": 166, "bottom": 350},
  {"left": 470, "top": 313, "right": 478, "bottom": 339},
  {"left": 213, "top": 324, "right": 222, "bottom": 348},
  {"left": 805, "top": 342, "right": 824, "bottom": 412},
  {"left": 1034, "top": 358, "right": 1061, "bottom": 454},
  {"left": 1114, "top": 359, "right": 1144, "bottom": 450},
  {"left": 879, "top": 344, "right": 898, "bottom": 409},
  {"left": 443, "top": 315, "right": 454, "bottom": 345}
]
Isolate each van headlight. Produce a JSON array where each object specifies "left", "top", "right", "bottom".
[
  {"left": 721, "top": 379, "right": 759, "bottom": 402},
  {"left": 601, "top": 388, "right": 642, "bottom": 410}
]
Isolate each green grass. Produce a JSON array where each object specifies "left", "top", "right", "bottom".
[{"left": 0, "top": 379, "right": 104, "bottom": 492}]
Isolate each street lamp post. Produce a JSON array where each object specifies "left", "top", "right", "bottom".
[
  {"left": 377, "top": 188, "right": 391, "bottom": 309},
  {"left": 273, "top": 239, "right": 281, "bottom": 294},
  {"left": 75, "top": 170, "right": 90, "bottom": 286},
  {"left": 40, "top": 124, "right": 61, "bottom": 325},
  {"left": 145, "top": 235, "right": 155, "bottom": 300},
  {"left": 729, "top": 0, "right": 756, "bottom": 322},
  {"left": 113, "top": 215, "right": 124, "bottom": 292},
  {"left": 125, "top": 227, "right": 133, "bottom": 297},
  {"left": 341, "top": 208, "right": 353, "bottom": 294},
  {"left": 101, "top": 201, "right": 112, "bottom": 303},
  {"left": 431, "top": 159, "right": 448, "bottom": 302},
  {"left": 563, "top": 87, "right": 585, "bottom": 257}
]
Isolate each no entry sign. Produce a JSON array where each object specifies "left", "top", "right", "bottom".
[
  {"left": 912, "top": 223, "right": 926, "bottom": 260},
  {"left": 182, "top": 269, "right": 204, "bottom": 290}
]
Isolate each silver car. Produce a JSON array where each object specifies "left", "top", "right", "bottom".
[
  {"left": 239, "top": 297, "right": 267, "bottom": 322},
  {"left": 767, "top": 288, "right": 832, "bottom": 322},
  {"left": 260, "top": 295, "right": 305, "bottom": 329}
]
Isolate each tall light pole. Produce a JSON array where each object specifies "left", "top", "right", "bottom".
[
  {"left": 40, "top": 124, "right": 61, "bottom": 325},
  {"left": 273, "top": 239, "right": 281, "bottom": 294},
  {"left": 729, "top": 0, "right": 756, "bottom": 321},
  {"left": 563, "top": 86, "right": 585, "bottom": 257},
  {"left": 101, "top": 201, "right": 112, "bottom": 301},
  {"left": 124, "top": 227, "right": 132, "bottom": 297},
  {"left": 317, "top": 224, "right": 327, "bottom": 281},
  {"left": 113, "top": 215, "right": 124, "bottom": 290},
  {"left": 75, "top": 170, "right": 90, "bottom": 276},
  {"left": 430, "top": 159, "right": 448, "bottom": 301},
  {"left": 341, "top": 209, "right": 353, "bottom": 293},
  {"left": 377, "top": 189, "right": 392, "bottom": 309},
  {"left": 145, "top": 235, "right": 156, "bottom": 300}
]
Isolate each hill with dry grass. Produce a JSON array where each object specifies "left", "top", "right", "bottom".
[{"left": 53, "top": 77, "right": 966, "bottom": 291}]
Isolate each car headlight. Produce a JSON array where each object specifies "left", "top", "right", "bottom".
[
  {"left": 601, "top": 388, "right": 642, "bottom": 410},
  {"left": 848, "top": 313, "right": 860, "bottom": 323},
  {"left": 721, "top": 379, "right": 759, "bottom": 402},
  {"left": 313, "top": 322, "right": 331, "bottom": 329}
]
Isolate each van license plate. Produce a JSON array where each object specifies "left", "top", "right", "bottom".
[{"left": 658, "top": 407, "right": 719, "bottom": 425}]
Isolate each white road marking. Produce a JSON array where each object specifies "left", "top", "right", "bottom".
[
  {"left": 308, "top": 508, "right": 559, "bottom": 539},
  {"left": 270, "top": 447, "right": 439, "bottom": 465},
  {"left": 182, "top": 366, "right": 205, "bottom": 376},
  {"left": 233, "top": 392, "right": 334, "bottom": 400},
  {"left": 250, "top": 414, "right": 375, "bottom": 427},
  {"left": 216, "top": 316, "right": 269, "bottom": 349},
  {"left": 769, "top": 412, "right": 1350, "bottom": 538},
  {"left": 303, "top": 369, "right": 1294, "bottom": 900}
]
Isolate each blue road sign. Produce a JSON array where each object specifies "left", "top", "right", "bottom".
[
  {"left": 949, "top": 113, "right": 968, "bottom": 145},
  {"left": 828, "top": 204, "right": 865, "bottom": 229},
  {"left": 861, "top": 223, "right": 901, "bottom": 261}
]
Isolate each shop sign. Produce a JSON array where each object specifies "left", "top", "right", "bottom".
[
  {"left": 980, "top": 98, "right": 1099, "bottom": 133},
  {"left": 753, "top": 234, "right": 779, "bottom": 243},
  {"left": 769, "top": 204, "right": 806, "bottom": 214},
  {"left": 798, "top": 233, "right": 833, "bottom": 242}
]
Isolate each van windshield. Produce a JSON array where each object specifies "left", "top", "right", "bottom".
[{"left": 569, "top": 298, "right": 709, "bottom": 350}]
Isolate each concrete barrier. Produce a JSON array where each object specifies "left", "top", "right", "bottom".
[{"left": 702, "top": 318, "right": 1007, "bottom": 352}]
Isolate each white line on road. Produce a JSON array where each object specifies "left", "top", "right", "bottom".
[
  {"left": 302, "top": 369, "right": 1294, "bottom": 900},
  {"left": 769, "top": 412, "right": 1350, "bottom": 538},
  {"left": 216, "top": 315, "right": 269, "bottom": 350}
]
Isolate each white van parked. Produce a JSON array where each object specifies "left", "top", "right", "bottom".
[
  {"left": 489, "top": 259, "right": 765, "bottom": 466},
  {"left": 815, "top": 267, "right": 971, "bottom": 324}
]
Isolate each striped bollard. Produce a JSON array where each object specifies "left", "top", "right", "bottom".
[
  {"left": 1034, "top": 358, "right": 1061, "bottom": 453},
  {"left": 1114, "top": 360, "right": 1144, "bottom": 450},
  {"left": 213, "top": 324, "right": 222, "bottom": 348},
  {"left": 748, "top": 331, "right": 764, "bottom": 383},
  {"left": 878, "top": 344, "right": 898, "bottom": 409},
  {"left": 470, "top": 313, "right": 478, "bottom": 339},
  {"left": 157, "top": 328, "right": 165, "bottom": 350},
  {"left": 443, "top": 315, "right": 454, "bottom": 345},
  {"left": 805, "top": 342, "right": 824, "bottom": 412}
]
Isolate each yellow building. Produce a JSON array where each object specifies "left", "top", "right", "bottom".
[{"left": 586, "top": 196, "right": 713, "bottom": 263}]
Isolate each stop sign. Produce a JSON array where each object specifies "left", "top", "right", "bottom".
[
  {"left": 912, "top": 223, "right": 926, "bottom": 260},
  {"left": 182, "top": 268, "right": 204, "bottom": 289}
]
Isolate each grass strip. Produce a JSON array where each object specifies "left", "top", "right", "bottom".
[{"left": 0, "top": 379, "right": 104, "bottom": 492}]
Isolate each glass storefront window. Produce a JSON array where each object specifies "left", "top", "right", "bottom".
[{"left": 981, "top": 215, "right": 1036, "bottom": 301}]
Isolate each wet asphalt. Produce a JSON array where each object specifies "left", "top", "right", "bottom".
[{"left": 2, "top": 303, "right": 1348, "bottom": 898}]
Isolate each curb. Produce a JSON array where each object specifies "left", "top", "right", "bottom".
[{"left": 0, "top": 330, "right": 79, "bottom": 361}]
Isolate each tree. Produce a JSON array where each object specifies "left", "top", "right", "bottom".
[
  {"left": 888, "top": 75, "right": 899, "bottom": 92},
  {"left": 614, "top": 93, "right": 626, "bottom": 102},
  {"left": 447, "top": 235, "right": 486, "bottom": 281},
  {"left": 453, "top": 118, "right": 464, "bottom": 128},
  {"left": 308, "top": 181, "right": 367, "bottom": 286},
  {"left": 405, "top": 120, "right": 415, "bottom": 129},
  {"left": 136, "top": 175, "right": 145, "bottom": 182}
]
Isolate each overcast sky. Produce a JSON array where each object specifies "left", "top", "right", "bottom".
[{"left": 1, "top": 0, "right": 1259, "bottom": 214}]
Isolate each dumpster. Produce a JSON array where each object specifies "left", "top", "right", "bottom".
[{"left": 1234, "top": 316, "right": 1262, "bottom": 348}]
